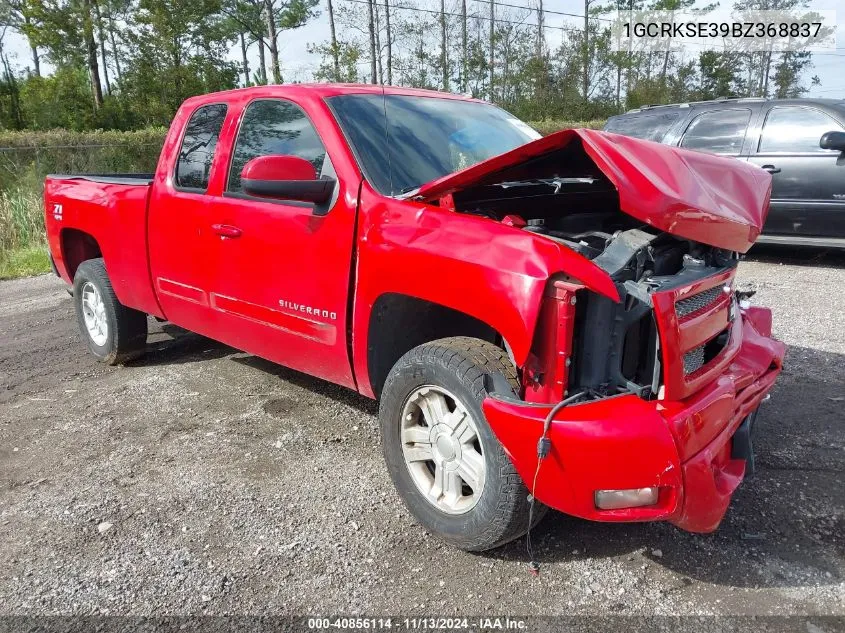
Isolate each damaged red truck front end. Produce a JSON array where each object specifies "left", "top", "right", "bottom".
[
  {"left": 413, "top": 128, "right": 785, "bottom": 533},
  {"left": 484, "top": 284, "right": 783, "bottom": 532}
]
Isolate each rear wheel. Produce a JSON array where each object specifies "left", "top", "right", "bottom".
[
  {"left": 73, "top": 258, "right": 148, "bottom": 365},
  {"left": 379, "top": 337, "right": 542, "bottom": 551}
]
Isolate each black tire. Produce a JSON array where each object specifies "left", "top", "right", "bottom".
[
  {"left": 73, "top": 258, "right": 148, "bottom": 365},
  {"left": 379, "top": 336, "right": 544, "bottom": 551}
]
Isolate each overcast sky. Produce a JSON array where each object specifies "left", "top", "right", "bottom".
[{"left": 3, "top": 0, "right": 843, "bottom": 101}]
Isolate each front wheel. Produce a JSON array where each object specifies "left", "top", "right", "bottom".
[
  {"left": 379, "top": 337, "right": 540, "bottom": 551},
  {"left": 73, "top": 258, "right": 148, "bottom": 365}
]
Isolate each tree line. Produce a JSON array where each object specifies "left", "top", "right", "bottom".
[{"left": 0, "top": 0, "right": 822, "bottom": 131}]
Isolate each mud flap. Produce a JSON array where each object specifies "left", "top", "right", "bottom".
[{"left": 731, "top": 408, "right": 759, "bottom": 477}]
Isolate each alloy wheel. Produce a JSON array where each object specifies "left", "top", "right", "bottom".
[{"left": 400, "top": 385, "right": 486, "bottom": 515}]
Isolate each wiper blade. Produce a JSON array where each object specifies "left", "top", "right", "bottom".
[
  {"left": 396, "top": 176, "right": 597, "bottom": 200},
  {"left": 496, "top": 177, "right": 596, "bottom": 193},
  {"left": 394, "top": 185, "right": 422, "bottom": 199}
]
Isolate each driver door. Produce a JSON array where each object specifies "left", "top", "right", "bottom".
[{"left": 204, "top": 97, "right": 357, "bottom": 387}]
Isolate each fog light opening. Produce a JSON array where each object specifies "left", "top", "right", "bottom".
[{"left": 594, "top": 487, "right": 659, "bottom": 510}]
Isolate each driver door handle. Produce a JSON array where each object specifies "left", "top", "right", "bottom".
[
  {"left": 211, "top": 224, "right": 242, "bottom": 239},
  {"left": 761, "top": 164, "right": 781, "bottom": 174}
]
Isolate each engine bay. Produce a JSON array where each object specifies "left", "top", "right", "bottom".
[
  {"left": 439, "top": 135, "right": 742, "bottom": 284},
  {"left": 522, "top": 221, "right": 615, "bottom": 260},
  {"left": 456, "top": 190, "right": 738, "bottom": 285}
]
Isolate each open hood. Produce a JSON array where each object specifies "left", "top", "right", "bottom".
[{"left": 411, "top": 128, "right": 772, "bottom": 253}]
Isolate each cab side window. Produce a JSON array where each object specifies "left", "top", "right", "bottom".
[
  {"left": 175, "top": 103, "right": 228, "bottom": 191},
  {"left": 680, "top": 109, "right": 751, "bottom": 155},
  {"left": 228, "top": 99, "right": 327, "bottom": 192},
  {"left": 758, "top": 107, "right": 844, "bottom": 153}
]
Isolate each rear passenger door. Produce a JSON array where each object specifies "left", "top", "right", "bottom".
[
  {"left": 747, "top": 105, "right": 845, "bottom": 238},
  {"left": 148, "top": 102, "right": 228, "bottom": 337}
]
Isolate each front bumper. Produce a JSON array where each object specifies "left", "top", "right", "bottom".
[{"left": 482, "top": 307, "right": 785, "bottom": 533}]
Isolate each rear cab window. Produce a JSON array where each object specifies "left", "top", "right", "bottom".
[
  {"left": 604, "top": 111, "right": 680, "bottom": 142},
  {"left": 175, "top": 103, "right": 228, "bottom": 192},
  {"left": 679, "top": 109, "right": 751, "bottom": 155},
  {"left": 757, "top": 106, "right": 844, "bottom": 154}
]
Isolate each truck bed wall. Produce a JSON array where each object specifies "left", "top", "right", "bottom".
[{"left": 44, "top": 177, "right": 164, "bottom": 319}]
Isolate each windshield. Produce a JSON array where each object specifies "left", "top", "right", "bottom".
[{"left": 327, "top": 94, "right": 541, "bottom": 196}]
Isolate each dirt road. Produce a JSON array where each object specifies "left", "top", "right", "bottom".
[{"left": 1, "top": 249, "right": 843, "bottom": 617}]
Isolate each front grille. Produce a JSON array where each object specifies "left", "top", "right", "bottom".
[
  {"left": 683, "top": 344, "right": 706, "bottom": 375},
  {"left": 652, "top": 268, "right": 737, "bottom": 399},
  {"left": 676, "top": 285, "right": 724, "bottom": 319},
  {"left": 682, "top": 327, "right": 731, "bottom": 376}
]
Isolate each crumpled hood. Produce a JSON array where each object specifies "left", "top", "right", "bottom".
[{"left": 411, "top": 128, "right": 772, "bottom": 253}]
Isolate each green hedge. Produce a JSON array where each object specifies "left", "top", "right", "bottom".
[
  {"left": 0, "top": 128, "right": 168, "bottom": 193},
  {"left": 0, "top": 128, "right": 168, "bottom": 149},
  {"left": 527, "top": 120, "right": 607, "bottom": 135}
]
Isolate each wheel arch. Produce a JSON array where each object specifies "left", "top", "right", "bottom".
[
  {"left": 364, "top": 292, "right": 515, "bottom": 399},
  {"left": 60, "top": 228, "right": 103, "bottom": 281}
]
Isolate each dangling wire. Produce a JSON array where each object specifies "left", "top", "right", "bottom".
[
  {"left": 526, "top": 391, "right": 586, "bottom": 576},
  {"left": 526, "top": 456, "right": 544, "bottom": 575}
]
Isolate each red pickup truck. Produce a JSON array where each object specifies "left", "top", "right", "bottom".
[{"left": 44, "top": 84, "right": 785, "bottom": 552}]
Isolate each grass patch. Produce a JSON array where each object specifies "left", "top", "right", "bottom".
[
  {"left": 0, "top": 244, "right": 51, "bottom": 280},
  {"left": 0, "top": 184, "right": 43, "bottom": 246},
  {"left": 0, "top": 183, "right": 47, "bottom": 280}
]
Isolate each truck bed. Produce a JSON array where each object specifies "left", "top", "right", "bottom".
[{"left": 44, "top": 173, "right": 162, "bottom": 318}]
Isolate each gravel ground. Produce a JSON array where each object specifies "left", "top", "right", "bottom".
[{"left": 0, "top": 247, "right": 843, "bottom": 618}]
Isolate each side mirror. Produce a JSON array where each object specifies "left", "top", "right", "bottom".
[
  {"left": 241, "top": 155, "right": 334, "bottom": 204},
  {"left": 819, "top": 131, "right": 845, "bottom": 152}
]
